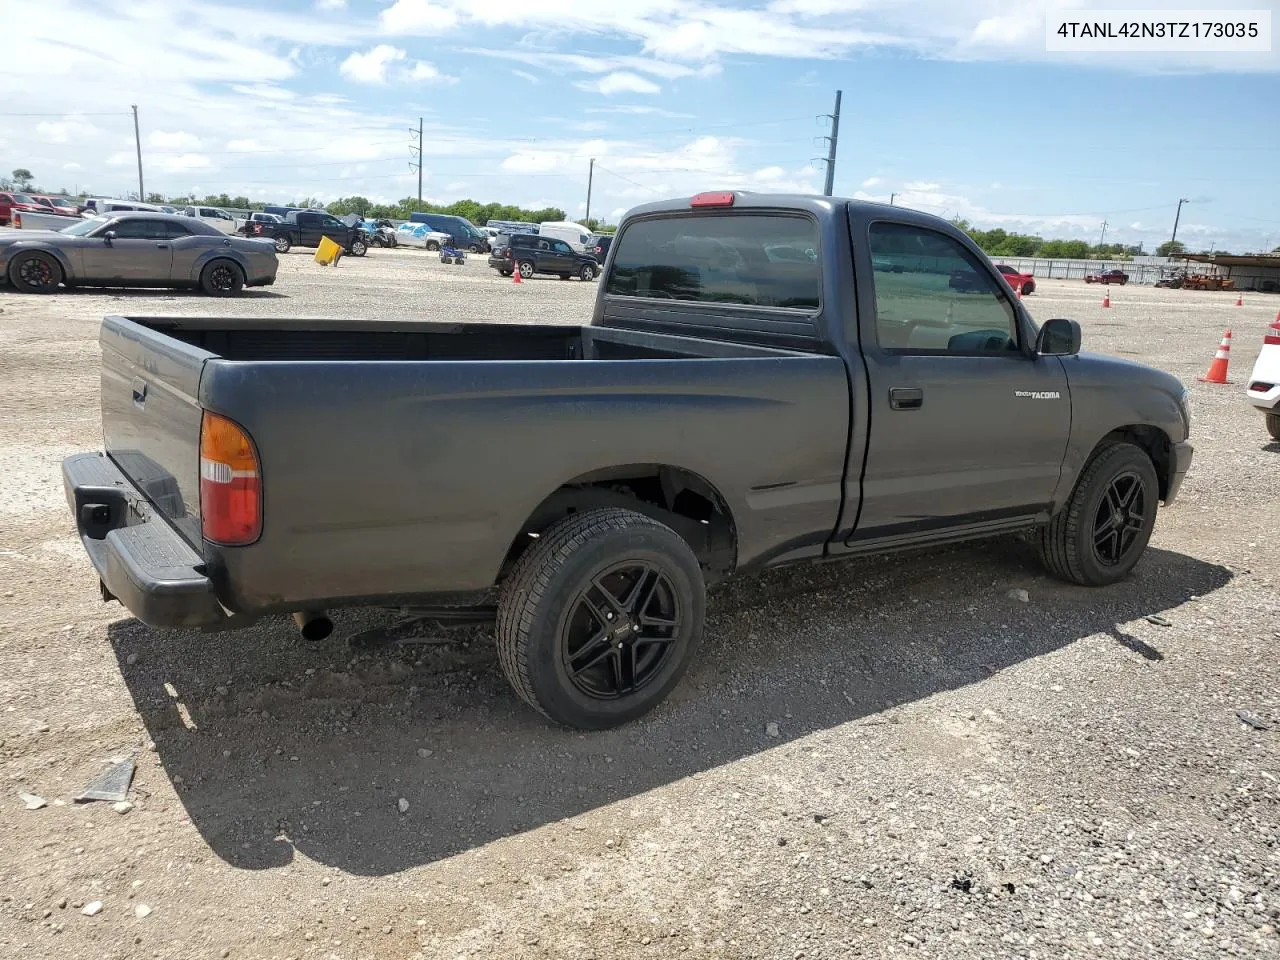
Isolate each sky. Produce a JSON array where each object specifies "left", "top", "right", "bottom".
[{"left": 4, "top": 0, "right": 1279, "bottom": 251}]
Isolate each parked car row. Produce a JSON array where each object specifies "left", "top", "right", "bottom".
[{"left": 487, "top": 232, "right": 600, "bottom": 281}]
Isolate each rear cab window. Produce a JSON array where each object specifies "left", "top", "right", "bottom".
[{"left": 606, "top": 214, "right": 821, "bottom": 309}]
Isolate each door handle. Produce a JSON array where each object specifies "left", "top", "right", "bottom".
[
  {"left": 131, "top": 377, "right": 147, "bottom": 405},
  {"left": 889, "top": 386, "right": 923, "bottom": 410},
  {"left": 155, "top": 243, "right": 169, "bottom": 249}
]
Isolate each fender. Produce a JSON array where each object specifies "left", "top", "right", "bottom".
[
  {"left": 185, "top": 240, "right": 246, "bottom": 283},
  {"left": 1, "top": 239, "right": 77, "bottom": 282}
]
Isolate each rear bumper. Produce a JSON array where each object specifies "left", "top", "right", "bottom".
[
  {"left": 62, "top": 452, "right": 231, "bottom": 630},
  {"left": 1165, "top": 440, "right": 1194, "bottom": 504}
]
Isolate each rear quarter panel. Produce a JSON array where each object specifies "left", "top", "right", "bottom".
[{"left": 199, "top": 355, "right": 850, "bottom": 612}]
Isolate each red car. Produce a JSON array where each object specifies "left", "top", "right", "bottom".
[
  {"left": 1085, "top": 269, "right": 1128, "bottom": 285},
  {"left": 0, "top": 191, "right": 45, "bottom": 226},
  {"left": 995, "top": 263, "right": 1036, "bottom": 295},
  {"left": 30, "top": 195, "right": 80, "bottom": 218}
]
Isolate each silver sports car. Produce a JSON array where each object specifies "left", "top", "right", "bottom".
[{"left": 0, "top": 212, "right": 278, "bottom": 296}]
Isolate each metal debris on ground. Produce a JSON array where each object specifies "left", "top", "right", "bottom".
[
  {"left": 19, "top": 792, "right": 46, "bottom": 810},
  {"left": 75, "top": 756, "right": 136, "bottom": 803},
  {"left": 1146, "top": 615, "right": 1173, "bottom": 627},
  {"left": 1235, "top": 709, "right": 1274, "bottom": 731}
]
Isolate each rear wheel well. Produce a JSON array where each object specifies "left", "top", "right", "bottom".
[
  {"left": 500, "top": 465, "right": 737, "bottom": 585},
  {"left": 1094, "top": 426, "right": 1173, "bottom": 500}
]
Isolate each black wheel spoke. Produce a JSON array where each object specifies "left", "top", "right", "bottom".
[
  {"left": 561, "top": 559, "right": 683, "bottom": 701},
  {"left": 1090, "top": 470, "right": 1148, "bottom": 567}
]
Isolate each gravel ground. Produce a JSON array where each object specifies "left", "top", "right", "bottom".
[{"left": 0, "top": 250, "right": 1277, "bottom": 960}]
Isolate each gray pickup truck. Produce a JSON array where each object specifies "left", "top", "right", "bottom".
[{"left": 62, "top": 192, "right": 1193, "bottom": 729}]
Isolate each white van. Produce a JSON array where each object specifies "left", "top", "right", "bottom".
[
  {"left": 537, "top": 220, "right": 593, "bottom": 253},
  {"left": 82, "top": 198, "right": 164, "bottom": 218}
]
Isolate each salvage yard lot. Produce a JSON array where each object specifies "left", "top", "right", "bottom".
[{"left": 1, "top": 250, "right": 1277, "bottom": 959}]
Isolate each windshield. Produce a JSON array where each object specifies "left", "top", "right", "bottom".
[
  {"left": 60, "top": 216, "right": 109, "bottom": 236},
  {"left": 11, "top": 194, "right": 34, "bottom": 204},
  {"left": 50, "top": 198, "right": 74, "bottom": 208}
]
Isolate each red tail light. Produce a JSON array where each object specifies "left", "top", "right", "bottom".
[
  {"left": 1265, "top": 321, "right": 1280, "bottom": 346},
  {"left": 200, "top": 412, "right": 262, "bottom": 545}
]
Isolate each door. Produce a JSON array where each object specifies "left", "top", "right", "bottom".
[
  {"left": 849, "top": 219, "right": 1070, "bottom": 542},
  {"left": 162, "top": 221, "right": 203, "bottom": 281},
  {"left": 79, "top": 217, "right": 174, "bottom": 283},
  {"left": 318, "top": 215, "right": 348, "bottom": 249},
  {"left": 549, "top": 239, "right": 575, "bottom": 273},
  {"left": 532, "top": 237, "right": 555, "bottom": 272}
]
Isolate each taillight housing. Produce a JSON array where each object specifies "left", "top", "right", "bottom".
[{"left": 200, "top": 411, "right": 262, "bottom": 545}]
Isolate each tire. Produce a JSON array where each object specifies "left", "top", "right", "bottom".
[
  {"left": 1267, "top": 412, "right": 1280, "bottom": 442},
  {"left": 1038, "top": 442, "right": 1159, "bottom": 586},
  {"left": 1022, "top": 281, "right": 1035, "bottom": 296},
  {"left": 426, "top": 241, "right": 440, "bottom": 252},
  {"left": 7, "top": 251, "right": 63, "bottom": 293},
  {"left": 500, "top": 269, "right": 513, "bottom": 277},
  {"left": 518, "top": 260, "right": 535, "bottom": 280},
  {"left": 199, "top": 259, "right": 245, "bottom": 297},
  {"left": 349, "top": 239, "right": 367, "bottom": 257},
  {"left": 579, "top": 263, "right": 597, "bottom": 282},
  {"left": 496, "top": 508, "right": 706, "bottom": 730},
  {"left": 273, "top": 235, "right": 291, "bottom": 254},
  {"left": 468, "top": 243, "right": 480, "bottom": 254}
]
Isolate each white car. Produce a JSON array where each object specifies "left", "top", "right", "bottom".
[
  {"left": 395, "top": 223, "right": 451, "bottom": 251},
  {"left": 181, "top": 205, "right": 239, "bottom": 235},
  {"left": 1246, "top": 319, "right": 1280, "bottom": 441}
]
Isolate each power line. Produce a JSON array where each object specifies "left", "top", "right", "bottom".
[{"left": 592, "top": 165, "right": 665, "bottom": 195}]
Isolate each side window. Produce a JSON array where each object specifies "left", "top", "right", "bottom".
[
  {"left": 156, "top": 222, "right": 192, "bottom": 240},
  {"left": 606, "top": 214, "right": 820, "bottom": 309},
  {"left": 867, "top": 222, "right": 1018, "bottom": 354},
  {"left": 109, "top": 219, "right": 156, "bottom": 239},
  {"left": 537, "top": 239, "right": 551, "bottom": 251},
  {"left": 553, "top": 240, "right": 572, "bottom": 254}
]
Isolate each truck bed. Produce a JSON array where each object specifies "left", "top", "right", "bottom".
[{"left": 98, "top": 315, "right": 851, "bottom": 621}]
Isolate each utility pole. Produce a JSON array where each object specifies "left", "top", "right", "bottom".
[
  {"left": 1170, "top": 197, "right": 1189, "bottom": 249},
  {"left": 821, "top": 90, "right": 841, "bottom": 197},
  {"left": 889, "top": 192, "right": 897, "bottom": 206},
  {"left": 585, "top": 158, "right": 594, "bottom": 228},
  {"left": 409, "top": 118, "right": 423, "bottom": 206},
  {"left": 1098, "top": 219, "right": 1109, "bottom": 248},
  {"left": 131, "top": 104, "right": 144, "bottom": 201}
]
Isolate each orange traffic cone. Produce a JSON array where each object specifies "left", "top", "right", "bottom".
[
  {"left": 512, "top": 264, "right": 522, "bottom": 285},
  {"left": 1234, "top": 292, "right": 1243, "bottom": 306},
  {"left": 1198, "top": 330, "right": 1233, "bottom": 384},
  {"left": 1102, "top": 287, "right": 1111, "bottom": 308}
]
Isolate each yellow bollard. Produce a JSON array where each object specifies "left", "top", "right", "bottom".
[{"left": 314, "top": 235, "right": 341, "bottom": 266}]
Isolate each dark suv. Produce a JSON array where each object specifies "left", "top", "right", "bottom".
[{"left": 489, "top": 233, "right": 598, "bottom": 281}]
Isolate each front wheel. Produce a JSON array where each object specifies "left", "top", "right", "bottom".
[
  {"left": 579, "top": 263, "right": 597, "bottom": 281},
  {"left": 425, "top": 241, "right": 440, "bottom": 252},
  {"left": 1266, "top": 411, "right": 1280, "bottom": 442},
  {"left": 1021, "top": 281, "right": 1034, "bottom": 296},
  {"left": 8, "top": 251, "right": 63, "bottom": 293},
  {"left": 496, "top": 508, "right": 705, "bottom": 730},
  {"left": 468, "top": 243, "right": 480, "bottom": 253},
  {"left": 200, "top": 259, "right": 245, "bottom": 297},
  {"left": 1038, "top": 442, "right": 1158, "bottom": 586},
  {"left": 518, "top": 260, "right": 534, "bottom": 279},
  {"left": 349, "top": 239, "right": 368, "bottom": 257},
  {"left": 273, "top": 235, "right": 291, "bottom": 254}
]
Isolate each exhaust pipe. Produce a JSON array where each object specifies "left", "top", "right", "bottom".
[{"left": 292, "top": 610, "right": 333, "bottom": 642}]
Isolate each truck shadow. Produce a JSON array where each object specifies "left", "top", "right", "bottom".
[{"left": 106, "top": 539, "right": 1230, "bottom": 877}]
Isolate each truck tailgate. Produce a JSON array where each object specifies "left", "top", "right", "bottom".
[{"left": 100, "top": 316, "right": 212, "bottom": 548}]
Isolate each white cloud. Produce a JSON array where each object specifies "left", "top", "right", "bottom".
[
  {"left": 231, "top": 84, "right": 296, "bottom": 101},
  {"left": 62, "top": 162, "right": 82, "bottom": 171},
  {"left": 316, "top": 0, "right": 346, "bottom": 8},
  {"left": 579, "top": 72, "right": 661, "bottom": 95},
  {"left": 379, "top": 0, "right": 459, "bottom": 34},
  {"left": 35, "top": 121, "right": 73, "bottom": 144},
  {"left": 904, "top": 181, "right": 940, "bottom": 191},
  {"left": 408, "top": 60, "right": 459, "bottom": 84},
  {"left": 502, "top": 151, "right": 571, "bottom": 174},
  {"left": 340, "top": 45, "right": 406, "bottom": 84},
  {"left": 861, "top": 176, "right": 883, "bottom": 188},
  {"left": 586, "top": 105, "right": 696, "bottom": 118},
  {"left": 148, "top": 130, "right": 202, "bottom": 150},
  {"left": 339, "top": 45, "right": 458, "bottom": 85},
  {"left": 512, "top": 69, "right": 540, "bottom": 84}
]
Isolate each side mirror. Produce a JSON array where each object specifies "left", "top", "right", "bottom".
[
  {"left": 1036, "top": 317, "right": 1081, "bottom": 356},
  {"left": 102, "top": 230, "right": 116, "bottom": 246}
]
